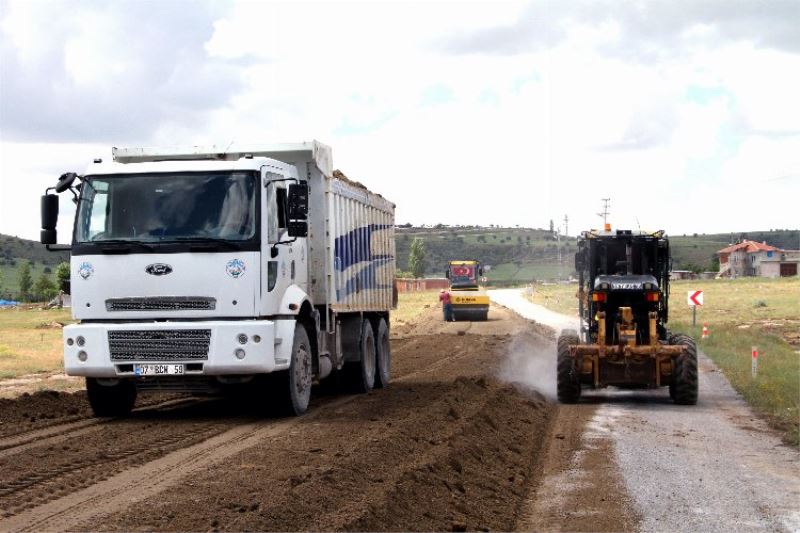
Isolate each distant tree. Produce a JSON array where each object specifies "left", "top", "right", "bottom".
[
  {"left": 34, "top": 273, "right": 57, "bottom": 302},
  {"left": 18, "top": 261, "right": 32, "bottom": 301},
  {"left": 408, "top": 238, "right": 427, "bottom": 278},
  {"left": 55, "top": 262, "right": 70, "bottom": 288}
]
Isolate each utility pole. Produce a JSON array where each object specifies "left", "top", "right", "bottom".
[
  {"left": 598, "top": 198, "right": 611, "bottom": 226},
  {"left": 563, "top": 214, "right": 569, "bottom": 237}
]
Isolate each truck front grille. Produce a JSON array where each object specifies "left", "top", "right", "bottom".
[
  {"left": 105, "top": 297, "right": 216, "bottom": 312},
  {"left": 108, "top": 329, "right": 211, "bottom": 361}
]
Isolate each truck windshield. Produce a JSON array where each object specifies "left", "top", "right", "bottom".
[{"left": 75, "top": 172, "right": 257, "bottom": 243}]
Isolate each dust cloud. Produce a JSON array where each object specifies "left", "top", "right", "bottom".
[{"left": 497, "top": 332, "right": 556, "bottom": 399}]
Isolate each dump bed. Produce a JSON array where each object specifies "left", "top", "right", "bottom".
[{"left": 319, "top": 171, "right": 395, "bottom": 312}]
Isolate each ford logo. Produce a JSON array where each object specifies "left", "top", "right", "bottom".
[{"left": 145, "top": 263, "right": 173, "bottom": 276}]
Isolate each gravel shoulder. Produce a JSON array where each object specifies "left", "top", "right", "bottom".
[{"left": 491, "top": 288, "right": 800, "bottom": 533}]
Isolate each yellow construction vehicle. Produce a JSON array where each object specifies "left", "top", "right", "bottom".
[{"left": 445, "top": 260, "right": 490, "bottom": 321}]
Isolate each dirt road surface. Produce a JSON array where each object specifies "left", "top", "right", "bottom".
[
  {"left": 490, "top": 288, "right": 800, "bottom": 533},
  {"left": 0, "top": 304, "right": 626, "bottom": 532},
  {"left": 2, "top": 291, "right": 794, "bottom": 532}
]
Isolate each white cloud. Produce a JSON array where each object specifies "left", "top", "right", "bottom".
[{"left": 1, "top": 0, "right": 798, "bottom": 242}]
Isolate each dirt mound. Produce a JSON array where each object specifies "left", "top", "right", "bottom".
[
  {"left": 0, "top": 390, "right": 90, "bottom": 437},
  {"left": 93, "top": 375, "right": 553, "bottom": 532}
]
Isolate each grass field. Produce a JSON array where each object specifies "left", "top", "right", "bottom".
[
  {"left": 525, "top": 277, "right": 800, "bottom": 445},
  {"left": 0, "top": 307, "right": 73, "bottom": 379},
  {"left": 391, "top": 290, "right": 440, "bottom": 326}
]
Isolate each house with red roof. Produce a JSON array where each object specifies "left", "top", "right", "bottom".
[{"left": 717, "top": 240, "right": 799, "bottom": 278}]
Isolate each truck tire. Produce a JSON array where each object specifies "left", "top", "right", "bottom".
[
  {"left": 345, "top": 319, "right": 376, "bottom": 393},
  {"left": 557, "top": 330, "right": 581, "bottom": 404},
  {"left": 274, "top": 324, "right": 313, "bottom": 416},
  {"left": 86, "top": 377, "right": 136, "bottom": 417},
  {"left": 670, "top": 333, "right": 698, "bottom": 405},
  {"left": 374, "top": 318, "right": 391, "bottom": 388}
]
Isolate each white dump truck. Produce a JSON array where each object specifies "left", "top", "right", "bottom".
[{"left": 39, "top": 141, "right": 395, "bottom": 416}]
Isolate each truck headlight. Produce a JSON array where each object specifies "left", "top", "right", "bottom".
[
  {"left": 235, "top": 348, "right": 246, "bottom": 360},
  {"left": 76, "top": 336, "right": 86, "bottom": 347},
  {"left": 237, "top": 334, "right": 248, "bottom": 345},
  {"left": 67, "top": 338, "right": 74, "bottom": 346},
  {"left": 78, "top": 351, "right": 88, "bottom": 362}
]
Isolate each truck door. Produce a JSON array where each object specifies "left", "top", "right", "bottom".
[{"left": 262, "top": 172, "right": 307, "bottom": 315}]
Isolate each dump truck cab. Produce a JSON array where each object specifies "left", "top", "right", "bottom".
[{"left": 557, "top": 228, "right": 698, "bottom": 405}]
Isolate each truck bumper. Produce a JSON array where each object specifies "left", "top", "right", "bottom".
[{"left": 63, "top": 320, "right": 294, "bottom": 378}]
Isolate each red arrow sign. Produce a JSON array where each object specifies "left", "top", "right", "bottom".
[{"left": 688, "top": 290, "right": 704, "bottom": 306}]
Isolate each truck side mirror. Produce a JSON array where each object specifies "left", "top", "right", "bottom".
[
  {"left": 286, "top": 182, "right": 309, "bottom": 238},
  {"left": 41, "top": 194, "right": 59, "bottom": 245},
  {"left": 287, "top": 182, "right": 309, "bottom": 220},
  {"left": 55, "top": 172, "right": 78, "bottom": 193},
  {"left": 287, "top": 221, "right": 308, "bottom": 238}
]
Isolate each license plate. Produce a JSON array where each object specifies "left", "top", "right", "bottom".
[{"left": 134, "top": 364, "right": 184, "bottom": 376}]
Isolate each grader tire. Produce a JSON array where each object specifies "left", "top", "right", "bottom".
[
  {"left": 557, "top": 329, "right": 581, "bottom": 404},
  {"left": 670, "top": 333, "right": 698, "bottom": 405}
]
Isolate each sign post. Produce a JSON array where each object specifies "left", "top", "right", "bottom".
[
  {"left": 752, "top": 346, "right": 758, "bottom": 377},
  {"left": 688, "top": 290, "right": 704, "bottom": 327}
]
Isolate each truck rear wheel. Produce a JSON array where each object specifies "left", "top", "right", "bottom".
[
  {"left": 557, "top": 329, "right": 581, "bottom": 404},
  {"left": 345, "top": 319, "right": 376, "bottom": 393},
  {"left": 274, "top": 324, "right": 313, "bottom": 416},
  {"left": 86, "top": 377, "right": 137, "bottom": 417},
  {"left": 670, "top": 333, "right": 698, "bottom": 405},
  {"left": 374, "top": 318, "right": 391, "bottom": 388}
]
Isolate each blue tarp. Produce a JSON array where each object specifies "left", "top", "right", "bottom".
[{"left": 0, "top": 299, "right": 20, "bottom": 307}]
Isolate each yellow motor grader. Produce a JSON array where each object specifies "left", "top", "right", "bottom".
[{"left": 557, "top": 229, "right": 698, "bottom": 404}]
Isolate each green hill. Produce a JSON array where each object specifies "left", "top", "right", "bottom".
[
  {"left": 0, "top": 234, "right": 69, "bottom": 300},
  {"left": 1, "top": 227, "right": 796, "bottom": 297},
  {"left": 397, "top": 226, "right": 799, "bottom": 284}
]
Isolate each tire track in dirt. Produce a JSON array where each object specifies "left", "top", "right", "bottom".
[
  {"left": 0, "top": 318, "right": 525, "bottom": 532},
  {"left": 81, "top": 310, "right": 557, "bottom": 532},
  {"left": 0, "top": 397, "right": 202, "bottom": 459}
]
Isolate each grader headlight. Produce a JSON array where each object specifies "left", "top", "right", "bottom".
[{"left": 645, "top": 291, "right": 660, "bottom": 302}]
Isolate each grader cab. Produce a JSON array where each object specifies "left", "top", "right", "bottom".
[{"left": 557, "top": 229, "right": 698, "bottom": 404}]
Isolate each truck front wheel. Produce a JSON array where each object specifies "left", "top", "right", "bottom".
[
  {"left": 275, "top": 324, "right": 313, "bottom": 416},
  {"left": 86, "top": 377, "right": 137, "bottom": 417}
]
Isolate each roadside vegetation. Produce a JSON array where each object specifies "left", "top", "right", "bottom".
[
  {"left": 0, "top": 307, "right": 73, "bottom": 380},
  {"left": 391, "top": 290, "right": 439, "bottom": 327},
  {"left": 525, "top": 277, "right": 800, "bottom": 445}
]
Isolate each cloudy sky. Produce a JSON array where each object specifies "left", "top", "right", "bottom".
[{"left": 1, "top": 0, "right": 798, "bottom": 242}]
